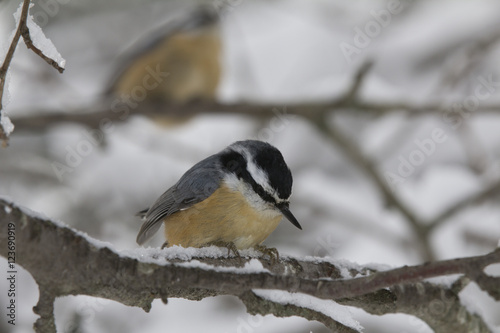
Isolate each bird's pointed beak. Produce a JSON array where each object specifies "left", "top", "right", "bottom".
[{"left": 278, "top": 203, "right": 302, "bottom": 230}]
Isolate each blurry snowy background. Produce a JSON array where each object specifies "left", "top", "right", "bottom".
[{"left": 1, "top": 0, "right": 500, "bottom": 332}]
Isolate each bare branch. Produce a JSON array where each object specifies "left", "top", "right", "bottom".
[
  {"left": 343, "top": 59, "right": 374, "bottom": 102},
  {"left": 7, "top": 92, "right": 500, "bottom": 134}
]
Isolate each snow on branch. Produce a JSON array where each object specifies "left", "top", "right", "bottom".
[
  {"left": 0, "top": 0, "right": 65, "bottom": 145},
  {"left": 1, "top": 198, "right": 499, "bottom": 333}
]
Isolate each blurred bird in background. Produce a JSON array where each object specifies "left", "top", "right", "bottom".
[{"left": 106, "top": 5, "right": 221, "bottom": 108}]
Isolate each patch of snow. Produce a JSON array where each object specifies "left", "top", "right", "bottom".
[
  {"left": 484, "top": 263, "right": 500, "bottom": 277},
  {"left": 123, "top": 246, "right": 270, "bottom": 273},
  {"left": 292, "top": 255, "right": 391, "bottom": 278},
  {"left": 424, "top": 274, "right": 462, "bottom": 288},
  {"left": 253, "top": 290, "right": 363, "bottom": 332},
  {"left": 162, "top": 245, "right": 230, "bottom": 260},
  {"left": 177, "top": 258, "right": 268, "bottom": 274},
  {"left": 459, "top": 283, "right": 500, "bottom": 331},
  {"left": 125, "top": 245, "right": 265, "bottom": 262},
  {"left": 0, "top": 110, "right": 14, "bottom": 136},
  {"left": 123, "top": 247, "right": 171, "bottom": 266}
]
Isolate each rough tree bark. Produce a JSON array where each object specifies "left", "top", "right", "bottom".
[{"left": 1, "top": 198, "right": 499, "bottom": 333}]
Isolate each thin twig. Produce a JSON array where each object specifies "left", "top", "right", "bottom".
[
  {"left": 20, "top": 24, "right": 65, "bottom": 73},
  {"left": 343, "top": 60, "right": 374, "bottom": 102}
]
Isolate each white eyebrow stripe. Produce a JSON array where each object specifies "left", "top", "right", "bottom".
[{"left": 231, "top": 145, "right": 289, "bottom": 204}]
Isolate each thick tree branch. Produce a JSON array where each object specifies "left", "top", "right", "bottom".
[{"left": 1, "top": 198, "right": 498, "bottom": 333}]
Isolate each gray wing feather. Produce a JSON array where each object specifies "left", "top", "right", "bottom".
[{"left": 136, "top": 154, "right": 224, "bottom": 245}]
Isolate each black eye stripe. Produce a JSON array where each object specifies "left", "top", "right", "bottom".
[
  {"left": 220, "top": 150, "right": 277, "bottom": 205},
  {"left": 248, "top": 179, "right": 276, "bottom": 205}
]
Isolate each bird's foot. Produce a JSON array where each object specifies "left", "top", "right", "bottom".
[
  {"left": 207, "top": 241, "right": 241, "bottom": 259},
  {"left": 255, "top": 244, "right": 280, "bottom": 264}
]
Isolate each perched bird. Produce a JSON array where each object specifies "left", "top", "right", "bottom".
[
  {"left": 136, "top": 140, "right": 301, "bottom": 253},
  {"left": 107, "top": 5, "right": 221, "bottom": 104}
]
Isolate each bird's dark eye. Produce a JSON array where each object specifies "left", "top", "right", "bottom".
[{"left": 220, "top": 150, "right": 246, "bottom": 176}]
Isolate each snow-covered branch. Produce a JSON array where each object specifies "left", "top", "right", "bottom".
[{"left": 1, "top": 198, "right": 498, "bottom": 333}]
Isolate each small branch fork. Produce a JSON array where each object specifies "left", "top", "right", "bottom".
[
  {"left": 0, "top": 0, "right": 64, "bottom": 145},
  {"left": 1, "top": 198, "right": 498, "bottom": 333}
]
